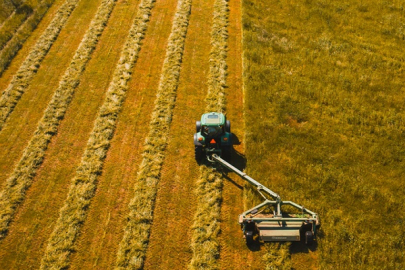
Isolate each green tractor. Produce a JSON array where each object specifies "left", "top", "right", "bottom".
[{"left": 194, "top": 112, "right": 232, "bottom": 161}]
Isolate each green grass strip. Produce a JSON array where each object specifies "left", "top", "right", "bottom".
[
  {"left": 114, "top": 1, "right": 191, "bottom": 269},
  {"left": 0, "top": 0, "right": 116, "bottom": 244},
  {"left": 189, "top": 0, "right": 229, "bottom": 269},
  {"left": 0, "top": 0, "right": 80, "bottom": 131},
  {"left": 39, "top": 1, "right": 156, "bottom": 269}
]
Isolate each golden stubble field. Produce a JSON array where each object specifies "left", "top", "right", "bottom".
[
  {"left": 1, "top": 0, "right": 403, "bottom": 269},
  {"left": 0, "top": 0, "right": 269, "bottom": 269}
]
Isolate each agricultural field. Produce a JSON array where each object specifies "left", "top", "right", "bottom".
[{"left": 0, "top": 0, "right": 403, "bottom": 269}]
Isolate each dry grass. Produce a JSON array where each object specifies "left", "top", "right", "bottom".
[
  {"left": 0, "top": 0, "right": 21, "bottom": 24},
  {"left": 0, "top": 0, "right": 42, "bottom": 50},
  {"left": 38, "top": 0, "right": 156, "bottom": 268},
  {"left": 262, "top": 243, "right": 291, "bottom": 270},
  {"left": 0, "top": 0, "right": 80, "bottom": 131},
  {"left": 205, "top": 0, "right": 228, "bottom": 113},
  {"left": 0, "top": 0, "right": 55, "bottom": 75},
  {"left": 243, "top": 0, "right": 405, "bottom": 268},
  {"left": 114, "top": 0, "right": 191, "bottom": 269},
  {"left": 189, "top": 0, "right": 229, "bottom": 269},
  {"left": 0, "top": 0, "right": 115, "bottom": 246}
]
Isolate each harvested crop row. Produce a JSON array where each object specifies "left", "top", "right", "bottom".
[
  {"left": 0, "top": 0, "right": 42, "bottom": 51},
  {"left": 0, "top": 0, "right": 80, "bottom": 131},
  {"left": 0, "top": 1, "right": 18, "bottom": 24},
  {"left": 114, "top": 1, "right": 191, "bottom": 269},
  {"left": 38, "top": 1, "right": 156, "bottom": 269},
  {"left": 0, "top": 0, "right": 116, "bottom": 243},
  {"left": 0, "top": 0, "right": 55, "bottom": 67},
  {"left": 189, "top": 0, "right": 229, "bottom": 269}
]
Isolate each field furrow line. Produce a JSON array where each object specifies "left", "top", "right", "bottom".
[
  {"left": 0, "top": 0, "right": 116, "bottom": 243},
  {"left": 38, "top": 1, "right": 156, "bottom": 268},
  {"left": 0, "top": 0, "right": 44, "bottom": 51},
  {"left": 0, "top": 0, "right": 81, "bottom": 131},
  {"left": 114, "top": 1, "right": 191, "bottom": 269},
  {"left": 189, "top": 0, "right": 229, "bottom": 269}
]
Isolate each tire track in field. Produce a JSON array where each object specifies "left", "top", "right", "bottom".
[
  {"left": 0, "top": 0, "right": 142, "bottom": 268},
  {"left": 114, "top": 0, "right": 191, "bottom": 268},
  {"left": 188, "top": 0, "right": 228, "bottom": 269},
  {"left": 0, "top": 0, "right": 81, "bottom": 131},
  {"left": 217, "top": 0, "right": 265, "bottom": 268},
  {"left": 0, "top": 0, "right": 116, "bottom": 243},
  {"left": 143, "top": 0, "right": 214, "bottom": 268},
  {"left": 69, "top": 0, "right": 177, "bottom": 268},
  {"left": 38, "top": 1, "right": 156, "bottom": 268}
]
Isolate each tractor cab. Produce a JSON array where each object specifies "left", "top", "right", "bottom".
[{"left": 194, "top": 112, "right": 232, "bottom": 161}]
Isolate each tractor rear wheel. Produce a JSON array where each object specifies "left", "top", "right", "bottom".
[
  {"left": 245, "top": 231, "right": 254, "bottom": 245},
  {"left": 195, "top": 146, "right": 203, "bottom": 161},
  {"left": 305, "top": 231, "right": 314, "bottom": 245},
  {"left": 196, "top": 121, "right": 201, "bottom": 132},
  {"left": 225, "top": 120, "right": 231, "bottom": 132}
]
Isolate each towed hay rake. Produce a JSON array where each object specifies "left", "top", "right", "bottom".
[{"left": 194, "top": 112, "right": 320, "bottom": 245}]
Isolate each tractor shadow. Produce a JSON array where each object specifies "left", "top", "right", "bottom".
[
  {"left": 217, "top": 134, "right": 247, "bottom": 191},
  {"left": 290, "top": 227, "right": 321, "bottom": 255}
]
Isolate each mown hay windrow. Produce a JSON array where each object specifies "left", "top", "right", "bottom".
[
  {"left": 0, "top": 0, "right": 56, "bottom": 70},
  {"left": 189, "top": 0, "right": 229, "bottom": 269},
  {"left": 0, "top": 3, "right": 31, "bottom": 50},
  {"left": 0, "top": 0, "right": 116, "bottom": 244},
  {"left": 0, "top": 0, "right": 43, "bottom": 51},
  {"left": 0, "top": 0, "right": 80, "bottom": 131},
  {"left": 114, "top": 1, "right": 191, "bottom": 269},
  {"left": 39, "top": 1, "right": 156, "bottom": 269},
  {"left": 0, "top": 1, "right": 19, "bottom": 23}
]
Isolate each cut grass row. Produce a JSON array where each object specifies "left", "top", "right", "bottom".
[
  {"left": 0, "top": 0, "right": 115, "bottom": 244},
  {"left": 0, "top": 0, "right": 22, "bottom": 24},
  {"left": 0, "top": 0, "right": 143, "bottom": 268},
  {"left": 0, "top": 0, "right": 81, "bottom": 131},
  {"left": 141, "top": 0, "right": 214, "bottom": 268},
  {"left": 38, "top": 0, "right": 156, "bottom": 268},
  {"left": 0, "top": 0, "right": 41, "bottom": 50},
  {"left": 114, "top": 0, "right": 191, "bottom": 269},
  {"left": 0, "top": 0, "right": 56, "bottom": 75},
  {"left": 189, "top": 0, "right": 229, "bottom": 268}
]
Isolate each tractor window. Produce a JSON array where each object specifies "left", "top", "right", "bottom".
[{"left": 202, "top": 126, "right": 222, "bottom": 137}]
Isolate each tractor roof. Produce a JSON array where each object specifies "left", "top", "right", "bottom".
[{"left": 201, "top": 112, "right": 225, "bottom": 126}]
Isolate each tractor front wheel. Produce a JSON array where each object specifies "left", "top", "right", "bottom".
[
  {"left": 225, "top": 120, "right": 231, "bottom": 132},
  {"left": 196, "top": 121, "right": 201, "bottom": 132},
  {"left": 195, "top": 146, "right": 203, "bottom": 162}
]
